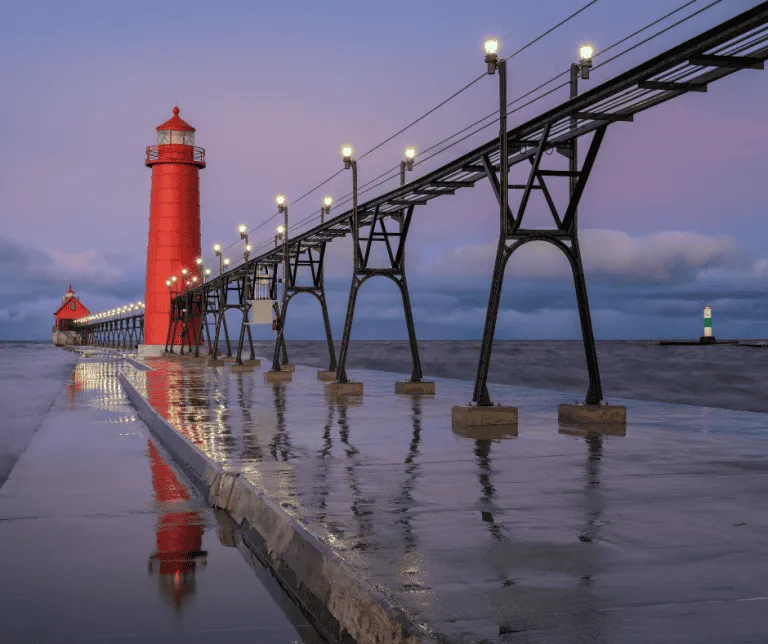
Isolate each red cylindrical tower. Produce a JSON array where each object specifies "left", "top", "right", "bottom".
[{"left": 141, "top": 107, "right": 205, "bottom": 355}]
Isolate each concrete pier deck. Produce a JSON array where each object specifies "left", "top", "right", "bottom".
[
  {"left": 122, "top": 356, "right": 768, "bottom": 643},
  {"left": 0, "top": 352, "right": 321, "bottom": 643}
]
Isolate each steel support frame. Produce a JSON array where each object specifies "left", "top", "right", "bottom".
[
  {"left": 473, "top": 121, "right": 608, "bottom": 407},
  {"left": 335, "top": 203, "right": 424, "bottom": 384},
  {"left": 209, "top": 276, "right": 238, "bottom": 360},
  {"left": 271, "top": 240, "right": 337, "bottom": 372}
]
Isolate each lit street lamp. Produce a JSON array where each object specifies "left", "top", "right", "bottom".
[
  {"left": 484, "top": 37, "right": 499, "bottom": 74},
  {"left": 213, "top": 243, "right": 223, "bottom": 275},
  {"left": 576, "top": 43, "right": 594, "bottom": 83},
  {"left": 400, "top": 146, "right": 416, "bottom": 186},
  {"left": 321, "top": 195, "right": 333, "bottom": 224}
]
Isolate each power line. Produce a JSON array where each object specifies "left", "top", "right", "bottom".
[{"left": 208, "top": 0, "right": 723, "bottom": 271}]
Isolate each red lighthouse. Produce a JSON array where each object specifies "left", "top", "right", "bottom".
[{"left": 139, "top": 107, "right": 205, "bottom": 358}]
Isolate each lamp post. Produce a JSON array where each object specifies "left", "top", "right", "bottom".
[
  {"left": 170, "top": 275, "right": 178, "bottom": 295},
  {"left": 484, "top": 37, "right": 507, "bottom": 238},
  {"left": 321, "top": 195, "right": 333, "bottom": 224},
  {"left": 204, "top": 268, "right": 211, "bottom": 281},
  {"left": 213, "top": 243, "right": 223, "bottom": 275},
  {"left": 195, "top": 257, "right": 204, "bottom": 281},
  {"left": 271, "top": 194, "right": 289, "bottom": 372},
  {"left": 340, "top": 144, "right": 358, "bottom": 271},
  {"left": 335, "top": 144, "right": 358, "bottom": 385},
  {"left": 570, "top": 43, "right": 593, "bottom": 200},
  {"left": 400, "top": 146, "right": 416, "bottom": 186}
]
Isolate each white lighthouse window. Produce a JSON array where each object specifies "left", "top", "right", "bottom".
[
  {"left": 183, "top": 131, "right": 195, "bottom": 146},
  {"left": 157, "top": 130, "right": 170, "bottom": 145},
  {"left": 170, "top": 130, "right": 185, "bottom": 144}
]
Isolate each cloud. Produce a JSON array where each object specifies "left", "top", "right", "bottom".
[
  {"left": 0, "top": 236, "right": 144, "bottom": 339},
  {"left": 420, "top": 229, "right": 740, "bottom": 287}
]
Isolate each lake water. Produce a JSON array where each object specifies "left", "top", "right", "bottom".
[{"left": 3, "top": 339, "right": 767, "bottom": 488}]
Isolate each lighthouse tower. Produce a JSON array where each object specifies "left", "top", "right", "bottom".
[{"left": 139, "top": 107, "right": 205, "bottom": 358}]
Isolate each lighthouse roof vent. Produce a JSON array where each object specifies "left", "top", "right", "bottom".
[{"left": 156, "top": 106, "right": 195, "bottom": 133}]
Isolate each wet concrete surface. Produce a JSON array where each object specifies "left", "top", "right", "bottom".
[
  {"left": 0, "top": 343, "right": 79, "bottom": 489},
  {"left": 124, "top": 356, "right": 768, "bottom": 643},
  {"left": 0, "top": 354, "right": 321, "bottom": 643}
]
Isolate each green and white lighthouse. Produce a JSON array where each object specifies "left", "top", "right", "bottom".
[{"left": 700, "top": 305, "right": 716, "bottom": 344}]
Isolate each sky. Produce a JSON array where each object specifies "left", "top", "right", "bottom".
[{"left": 1, "top": 0, "right": 767, "bottom": 341}]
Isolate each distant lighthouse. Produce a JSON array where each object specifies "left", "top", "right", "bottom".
[
  {"left": 700, "top": 304, "right": 716, "bottom": 344},
  {"left": 139, "top": 107, "right": 205, "bottom": 358}
]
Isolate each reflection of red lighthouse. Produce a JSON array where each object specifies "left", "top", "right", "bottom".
[
  {"left": 147, "top": 440, "right": 206, "bottom": 611},
  {"left": 141, "top": 107, "right": 205, "bottom": 356}
]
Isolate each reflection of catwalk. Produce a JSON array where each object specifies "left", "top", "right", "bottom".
[
  {"left": 269, "top": 385, "right": 294, "bottom": 461},
  {"left": 393, "top": 396, "right": 423, "bottom": 554},
  {"left": 146, "top": 440, "right": 207, "bottom": 612},
  {"left": 336, "top": 403, "right": 375, "bottom": 551},
  {"left": 238, "top": 375, "right": 264, "bottom": 462},
  {"left": 474, "top": 439, "right": 507, "bottom": 542}
]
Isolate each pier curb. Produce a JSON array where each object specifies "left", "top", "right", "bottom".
[{"left": 117, "top": 372, "right": 432, "bottom": 644}]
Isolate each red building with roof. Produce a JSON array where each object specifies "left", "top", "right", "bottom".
[{"left": 52, "top": 285, "right": 89, "bottom": 346}]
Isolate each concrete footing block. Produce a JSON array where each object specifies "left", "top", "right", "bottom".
[
  {"left": 231, "top": 364, "right": 254, "bottom": 373},
  {"left": 395, "top": 380, "right": 436, "bottom": 394},
  {"left": 325, "top": 381, "right": 364, "bottom": 396},
  {"left": 137, "top": 344, "right": 166, "bottom": 359},
  {"left": 240, "top": 359, "right": 261, "bottom": 367},
  {"left": 558, "top": 403, "right": 627, "bottom": 429},
  {"left": 277, "top": 363, "right": 296, "bottom": 372},
  {"left": 317, "top": 370, "right": 337, "bottom": 381},
  {"left": 264, "top": 370, "right": 293, "bottom": 383},
  {"left": 452, "top": 404, "right": 518, "bottom": 427}
]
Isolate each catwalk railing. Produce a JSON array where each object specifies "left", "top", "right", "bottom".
[{"left": 79, "top": 2, "right": 768, "bottom": 407}]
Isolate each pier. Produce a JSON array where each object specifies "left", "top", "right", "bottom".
[
  {"left": 20, "top": 2, "right": 768, "bottom": 641},
  {"left": 38, "top": 351, "right": 768, "bottom": 642}
]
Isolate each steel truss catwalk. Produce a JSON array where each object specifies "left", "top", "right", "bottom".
[{"left": 81, "top": 3, "right": 768, "bottom": 401}]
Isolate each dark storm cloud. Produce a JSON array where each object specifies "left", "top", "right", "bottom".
[{"left": 0, "top": 236, "right": 144, "bottom": 339}]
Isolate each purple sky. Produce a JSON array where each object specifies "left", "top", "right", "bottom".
[{"left": 2, "top": 0, "right": 767, "bottom": 341}]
